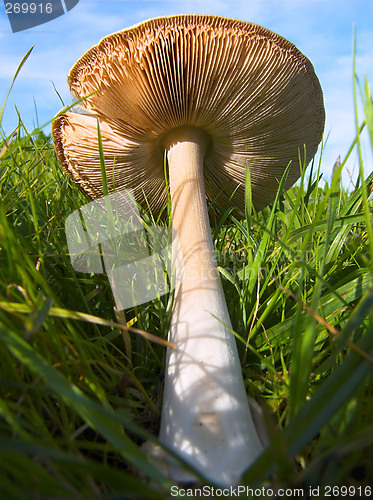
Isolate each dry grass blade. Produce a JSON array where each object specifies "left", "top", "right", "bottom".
[{"left": 0, "top": 301, "right": 175, "bottom": 349}]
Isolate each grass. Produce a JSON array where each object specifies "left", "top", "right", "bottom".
[{"left": 1, "top": 58, "right": 373, "bottom": 499}]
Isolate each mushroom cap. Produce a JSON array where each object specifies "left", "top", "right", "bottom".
[{"left": 52, "top": 14, "right": 325, "bottom": 213}]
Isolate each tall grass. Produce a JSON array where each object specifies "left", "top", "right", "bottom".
[{"left": 0, "top": 54, "right": 372, "bottom": 498}]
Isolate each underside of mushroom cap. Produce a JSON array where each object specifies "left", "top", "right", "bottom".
[{"left": 52, "top": 14, "right": 325, "bottom": 213}]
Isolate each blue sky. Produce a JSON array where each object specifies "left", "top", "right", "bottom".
[{"left": 1, "top": 0, "right": 372, "bottom": 185}]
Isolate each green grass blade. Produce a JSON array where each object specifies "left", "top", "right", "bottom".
[
  {"left": 0, "top": 324, "right": 168, "bottom": 487},
  {"left": 244, "top": 291, "right": 373, "bottom": 486},
  {"left": 0, "top": 46, "right": 34, "bottom": 126}
]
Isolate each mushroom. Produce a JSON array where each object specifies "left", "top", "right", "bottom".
[{"left": 52, "top": 14, "right": 325, "bottom": 486}]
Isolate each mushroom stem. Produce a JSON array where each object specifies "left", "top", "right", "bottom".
[{"left": 159, "top": 126, "right": 263, "bottom": 486}]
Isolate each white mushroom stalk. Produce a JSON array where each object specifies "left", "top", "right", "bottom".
[{"left": 159, "top": 126, "right": 263, "bottom": 484}]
